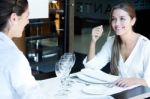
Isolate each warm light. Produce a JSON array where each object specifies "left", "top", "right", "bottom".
[{"left": 51, "top": 0, "right": 57, "bottom": 4}]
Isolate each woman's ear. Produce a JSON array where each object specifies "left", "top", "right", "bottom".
[
  {"left": 9, "top": 13, "right": 18, "bottom": 26},
  {"left": 131, "top": 17, "right": 136, "bottom": 26}
]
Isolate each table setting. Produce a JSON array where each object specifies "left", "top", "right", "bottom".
[
  {"left": 38, "top": 68, "right": 139, "bottom": 99},
  {"left": 37, "top": 53, "right": 139, "bottom": 99}
]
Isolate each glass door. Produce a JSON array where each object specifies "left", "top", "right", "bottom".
[{"left": 24, "top": 0, "right": 67, "bottom": 79}]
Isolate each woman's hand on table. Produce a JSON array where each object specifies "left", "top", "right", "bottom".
[{"left": 114, "top": 77, "right": 147, "bottom": 87}]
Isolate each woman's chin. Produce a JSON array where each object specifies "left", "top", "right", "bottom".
[{"left": 116, "top": 32, "right": 125, "bottom": 36}]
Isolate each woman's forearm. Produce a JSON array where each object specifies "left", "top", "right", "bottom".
[
  {"left": 87, "top": 25, "right": 103, "bottom": 62},
  {"left": 87, "top": 40, "right": 96, "bottom": 61},
  {"left": 137, "top": 79, "right": 148, "bottom": 86}
]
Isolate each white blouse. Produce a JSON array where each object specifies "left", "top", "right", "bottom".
[
  {"left": 83, "top": 35, "right": 150, "bottom": 87},
  {"left": 0, "top": 32, "right": 47, "bottom": 99}
]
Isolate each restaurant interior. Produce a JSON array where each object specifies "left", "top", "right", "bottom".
[{"left": 12, "top": 0, "right": 150, "bottom": 80}]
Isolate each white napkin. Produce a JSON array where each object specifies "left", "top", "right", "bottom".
[
  {"left": 78, "top": 68, "right": 120, "bottom": 83},
  {"left": 76, "top": 72, "right": 104, "bottom": 84}
]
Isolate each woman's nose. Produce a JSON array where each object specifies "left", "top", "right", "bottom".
[{"left": 115, "top": 19, "right": 120, "bottom": 26}]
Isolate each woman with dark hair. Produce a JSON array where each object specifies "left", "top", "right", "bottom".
[
  {"left": 83, "top": 2, "right": 150, "bottom": 87},
  {"left": 0, "top": 0, "right": 47, "bottom": 99}
]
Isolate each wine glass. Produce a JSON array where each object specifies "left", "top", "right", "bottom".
[
  {"left": 61, "top": 52, "right": 76, "bottom": 70},
  {"left": 61, "top": 53, "right": 76, "bottom": 86},
  {"left": 55, "top": 60, "right": 71, "bottom": 98}
]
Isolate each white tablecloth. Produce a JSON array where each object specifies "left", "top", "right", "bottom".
[{"left": 38, "top": 76, "right": 138, "bottom": 99}]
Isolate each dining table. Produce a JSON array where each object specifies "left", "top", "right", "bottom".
[{"left": 37, "top": 72, "right": 150, "bottom": 99}]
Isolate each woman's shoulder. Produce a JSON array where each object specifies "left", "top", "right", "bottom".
[
  {"left": 139, "top": 35, "right": 150, "bottom": 43},
  {"left": 103, "top": 36, "right": 115, "bottom": 47},
  {"left": 139, "top": 35, "right": 150, "bottom": 48},
  {"left": 107, "top": 35, "right": 115, "bottom": 42}
]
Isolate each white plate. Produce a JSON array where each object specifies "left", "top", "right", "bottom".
[{"left": 82, "top": 85, "right": 112, "bottom": 95}]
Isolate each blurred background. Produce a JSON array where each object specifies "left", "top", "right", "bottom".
[{"left": 13, "top": 0, "right": 150, "bottom": 80}]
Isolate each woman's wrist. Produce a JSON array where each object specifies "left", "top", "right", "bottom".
[
  {"left": 135, "top": 78, "right": 147, "bottom": 86},
  {"left": 139, "top": 79, "right": 147, "bottom": 86},
  {"left": 91, "top": 39, "right": 97, "bottom": 45}
]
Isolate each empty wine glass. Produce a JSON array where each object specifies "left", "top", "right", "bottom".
[
  {"left": 61, "top": 53, "right": 76, "bottom": 86},
  {"left": 61, "top": 53, "right": 76, "bottom": 71},
  {"left": 55, "top": 60, "right": 71, "bottom": 98}
]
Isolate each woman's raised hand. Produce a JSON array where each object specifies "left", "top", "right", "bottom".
[{"left": 91, "top": 25, "right": 103, "bottom": 43}]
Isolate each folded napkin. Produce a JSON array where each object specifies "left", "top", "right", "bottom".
[
  {"left": 78, "top": 68, "right": 120, "bottom": 83},
  {"left": 76, "top": 72, "right": 104, "bottom": 84}
]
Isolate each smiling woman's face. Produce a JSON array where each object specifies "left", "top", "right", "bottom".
[{"left": 111, "top": 8, "right": 135, "bottom": 36}]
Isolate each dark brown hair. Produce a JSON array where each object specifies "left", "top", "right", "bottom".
[
  {"left": 0, "top": 0, "right": 28, "bottom": 31},
  {"left": 109, "top": 2, "right": 136, "bottom": 75}
]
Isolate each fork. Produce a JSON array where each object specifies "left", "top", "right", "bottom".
[{"left": 102, "top": 83, "right": 115, "bottom": 88}]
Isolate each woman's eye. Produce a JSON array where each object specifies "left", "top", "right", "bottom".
[
  {"left": 111, "top": 18, "right": 116, "bottom": 21},
  {"left": 120, "top": 17, "right": 125, "bottom": 21}
]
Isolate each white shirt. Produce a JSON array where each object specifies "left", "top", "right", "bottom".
[
  {"left": 83, "top": 35, "right": 150, "bottom": 87},
  {"left": 0, "top": 32, "right": 47, "bottom": 99}
]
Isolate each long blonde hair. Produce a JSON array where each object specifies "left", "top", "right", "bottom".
[{"left": 109, "top": 2, "right": 136, "bottom": 75}]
